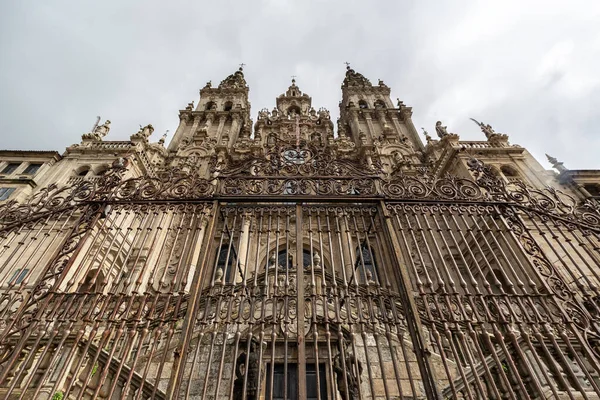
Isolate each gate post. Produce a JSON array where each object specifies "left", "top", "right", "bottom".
[{"left": 378, "top": 201, "right": 441, "bottom": 399}]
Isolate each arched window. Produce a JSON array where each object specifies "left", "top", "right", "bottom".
[
  {"left": 216, "top": 244, "right": 237, "bottom": 283},
  {"left": 77, "top": 167, "right": 90, "bottom": 177},
  {"left": 95, "top": 166, "right": 108, "bottom": 176},
  {"left": 355, "top": 244, "right": 378, "bottom": 283},
  {"left": 273, "top": 249, "right": 313, "bottom": 269},
  {"left": 287, "top": 105, "right": 301, "bottom": 116},
  {"left": 79, "top": 269, "right": 105, "bottom": 293},
  {"left": 374, "top": 100, "right": 386, "bottom": 109},
  {"left": 500, "top": 165, "right": 520, "bottom": 183},
  {"left": 500, "top": 165, "right": 518, "bottom": 177},
  {"left": 224, "top": 101, "right": 233, "bottom": 112},
  {"left": 358, "top": 100, "right": 368, "bottom": 109},
  {"left": 205, "top": 101, "right": 216, "bottom": 111}
]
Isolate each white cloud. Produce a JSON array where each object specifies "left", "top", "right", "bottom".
[{"left": 0, "top": 0, "right": 598, "bottom": 168}]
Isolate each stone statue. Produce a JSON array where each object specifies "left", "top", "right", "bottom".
[
  {"left": 397, "top": 98, "right": 404, "bottom": 108},
  {"left": 334, "top": 345, "right": 363, "bottom": 400},
  {"left": 185, "top": 102, "right": 194, "bottom": 111},
  {"left": 232, "top": 338, "right": 262, "bottom": 400},
  {"left": 470, "top": 118, "right": 496, "bottom": 139},
  {"left": 139, "top": 124, "right": 154, "bottom": 139},
  {"left": 82, "top": 119, "right": 111, "bottom": 140},
  {"left": 95, "top": 120, "right": 111, "bottom": 137},
  {"left": 435, "top": 121, "right": 448, "bottom": 138}
]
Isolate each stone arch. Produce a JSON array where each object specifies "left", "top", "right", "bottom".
[
  {"left": 224, "top": 101, "right": 233, "bottom": 111},
  {"left": 205, "top": 101, "right": 216, "bottom": 111},
  {"left": 374, "top": 99, "right": 386, "bottom": 109},
  {"left": 93, "top": 164, "right": 110, "bottom": 176},
  {"left": 358, "top": 100, "right": 368, "bottom": 109},
  {"left": 500, "top": 164, "right": 519, "bottom": 178},
  {"left": 74, "top": 165, "right": 91, "bottom": 177}
]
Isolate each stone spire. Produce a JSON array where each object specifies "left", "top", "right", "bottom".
[{"left": 546, "top": 154, "right": 568, "bottom": 173}]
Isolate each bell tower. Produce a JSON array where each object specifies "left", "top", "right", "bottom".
[
  {"left": 339, "top": 65, "right": 423, "bottom": 152},
  {"left": 168, "top": 66, "right": 251, "bottom": 155}
]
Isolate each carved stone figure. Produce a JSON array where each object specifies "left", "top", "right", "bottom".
[
  {"left": 435, "top": 121, "right": 448, "bottom": 138},
  {"left": 140, "top": 124, "right": 154, "bottom": 139},
  {"left": 470, "top": 118, "right": 496, "bottom": 139},
  {"left": 334, "top": 346, "right": 363, "bottom": 400},
  {"left": 95, "top": 120, "right": 111, "bottom": 137},
  {"left": 83, "top": 119, "right": 111, "bottom": 140},
  {"left": 232, "top": 339, "right": 262, "bottom": 400},
  {"left": 185, "top": 102, "right": 194, "bottom": 111}
]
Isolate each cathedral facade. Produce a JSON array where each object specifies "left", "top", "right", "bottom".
[{"left": 0, "top": 66, "right": 599, "bottom": 400}]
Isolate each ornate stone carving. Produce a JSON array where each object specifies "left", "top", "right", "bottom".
[
  {"left": 342, "top": 65, "right": 372, "bottom": 88},
  {"left": 130, "top": 124, "right": 154, "bottom": 141},
  {"left": 82, "top": 119, "right": 111, "bottom": 141},
  {"left": 435, "top": 121, "right": 449, "bottom": 138},
  {"left": 219, "top": 67, "right": 247, "bottom": 89}
]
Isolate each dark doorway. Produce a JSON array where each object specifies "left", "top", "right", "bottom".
[{"left": 266, "top": 363, "right": 327, "bottom": 400}]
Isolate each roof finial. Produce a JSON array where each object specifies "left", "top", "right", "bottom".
[
  {"left": 546, "top": 154, "right": 568, "bottom": 173},
  {"left": 291, "top": 75, "right": 297, "bottom": 85},
  {"left": 239, "top": 62, "right": 246, "bottom": 71},
  {"left": 344, "top": 61, "right": 351, "bottom": 70}
]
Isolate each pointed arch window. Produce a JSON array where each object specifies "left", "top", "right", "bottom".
[
  {"left": 355, "top": 244, "right": 378, "bottom": 283},
  {"left": 273, "top": 249, "right": 313, "bottom": 270}
]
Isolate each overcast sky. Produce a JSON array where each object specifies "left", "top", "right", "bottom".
[{"left": 1, "top": 0, "right": 599, "bottom": 169}]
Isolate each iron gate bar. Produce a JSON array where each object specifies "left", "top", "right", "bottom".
[
  {"left": 167, "top": 200, "right": 218, "bottom": 399},
  {"left": 379, "top": 201, "right": 441, "bottom": 399}
]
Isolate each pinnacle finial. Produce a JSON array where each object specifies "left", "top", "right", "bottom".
[
  {"left": 344, "top": 61, "right": 351, "bottom": 70},
  {"left": 546, "top": 154, "right": 568, "bottom": 173},
  {"left": 291, "top": 75, "right": 297, "bottom": 85},
  {"left": 239, "top": 62, "right": 246, "bottom": 71}
]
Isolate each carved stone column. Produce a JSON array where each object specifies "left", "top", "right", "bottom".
[
  {"left": 229, "top": 114, "right": 241, "bottom": 146},
  {"left": 216, "top": 115, "right": 227, "bottom": 143}
]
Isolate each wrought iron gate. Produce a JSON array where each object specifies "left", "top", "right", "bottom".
[{"left": 0, "top": 162, "right": 599, "bottom": 399}]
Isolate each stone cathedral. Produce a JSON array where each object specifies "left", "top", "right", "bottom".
[{"left": 0, "top": 65, "right": 599, "bottom": 400}]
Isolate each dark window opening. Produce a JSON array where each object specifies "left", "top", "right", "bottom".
[
  {"left": 266, "top": 364, "right": 326, "bottom": 400},
  {"left": 584, "top": 184, "right": 600, "bottom": 197},
  {"left": 355, "top": 244, "right": 378, "bottom": 283},
  {"left": 0, "top": 188, "right": 16, "bottom": 201},
  {"left": 77, "top": 168, "right": 89, "bottom": 177},
  {"left": 275, "top": 249, "right": 313, "bottom": 270},
  {"left": 216, "top": 244, "right": 237, "bottom": 283},
  {"left": 500, "top": 165, "right": 519, "bottom": 178},
  {"left": 224, "top": 101, "right": 233, "bottom": 111},
  {"left": 205, "top": 101, "right": 216, "bottom": 110},
  {"left": 287, "top": 105, "right": 301, "bottom": 116},
  {"left": 23, "top": 163, "right": 42, "bottom": 175},
  {"left": 374, "top": 100, "right": 386, "bottom": 109},
  {"left": 8, "top": 268, "right": 29, "bottom": 285},
  {"left": 358, "top": 100, "right": 368, "bottom": 109},
  {"left": 1, "top": 163, "right": 21, "bottom": 174}
]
